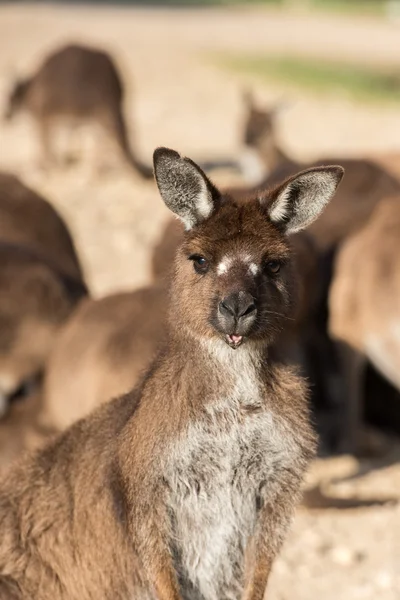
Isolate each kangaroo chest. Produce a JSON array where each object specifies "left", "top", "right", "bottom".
[{"left": 165, "top": 392, "right": 293, "bottom": 600}]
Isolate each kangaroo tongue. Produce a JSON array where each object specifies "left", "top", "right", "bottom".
[{"left": 227, "top": 334, "right": 243, "bottom": 348}]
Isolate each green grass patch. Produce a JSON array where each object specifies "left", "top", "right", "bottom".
[
  {"left": 216, "top": 54, "right": 400, "bottom": 104},
  {"left": 99, "top": 0, "right": 390, "bottom": 16},
  {"left": 67, "top": 0, "right": 389, "bottom": 15}
]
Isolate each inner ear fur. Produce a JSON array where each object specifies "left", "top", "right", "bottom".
[
  {"left": 153, "top": 147, "right": 221, "bottom": 230},
  {"left": 262, "top": 165, "right": 345, "bottom": 235}
]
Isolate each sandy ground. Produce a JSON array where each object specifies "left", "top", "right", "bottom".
[{"left": 0, "top": 3, "right": 399, "bottom": 599}]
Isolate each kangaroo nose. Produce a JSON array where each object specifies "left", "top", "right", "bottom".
[{"left": 219, "top": 292, "right": 256, "bottom": 321}]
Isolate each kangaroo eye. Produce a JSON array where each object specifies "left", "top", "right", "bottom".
[
  {"left": 189, "top": 254, "right": 209, "bottom": 274},
  {"left": 265, "top": 260, "right": 281, "bottom": 275}
]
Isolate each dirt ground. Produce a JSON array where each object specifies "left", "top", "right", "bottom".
[{"left": 0, "top": 3, "right": 399, "bottom": 599}]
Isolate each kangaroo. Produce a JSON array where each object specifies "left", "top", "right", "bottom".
[
  {"left": 0, "top": 245, "right": 87, "bottom": 417},
  {"left": 0, "top": 174, "right": 87, "bottom": 417},
  {"left": 43, "top": 285, "right": 167, "bottom": 430},
  {"left": 329, "top": 195, "right": 400, "bottom": 450},
  {"left": 43, "top": 219, "right": 180, "bottom": 429},
  {"left": 3, "top": 43, "right": 152, "bottom": 177},
  {"left": 0, "top": 148, "right": 343, "bottom": 600},
  {"left": 0, "top": 172, "right": 84, "bottom": 280},
  {"left": 239, "top": 93, "right": 400, "bottom": 252},
  {"left": 43, "top": 222, "right": 318, "bottom": 431}
]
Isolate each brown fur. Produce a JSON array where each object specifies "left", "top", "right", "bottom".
[
  {"left": 372, "top": 152, "right": 400, "bottom": 180},
  {"left": 44, "top": 285, "right": 167, "bottom": 429},
  {"left": 43, "top": 218, "right": 182, "bottom": 429},
  {"left": 0, "top": 149, "right": 341, "bottom": 599},
  {"left": 0, "top": 172, "right": 83, "bottom": 280},
  {"left": 0, "top": 174, "right": 87, "bottom": 416},
  {"left": 4, "top": 44, "right": 151, "bottom": 177},
  {"left": 329, "top": 195, "right": 400, "bottom": 448},
  {"left": 0, "top": 393, "right": 56, "bottom": 477},
  {"left": 151, "top": 218, "right": 185, "bottom": 281},
  {"left": 0, "top": 248, "right": 85, "bottom": 393}
]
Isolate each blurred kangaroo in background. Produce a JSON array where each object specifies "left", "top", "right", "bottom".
[
  {"left": 240, "top": 91, "right": 400, "bottom": 253},
  {"left": 0, "top": 392, "right": 56, "bottom": 477},
  {"left": 4, "top": 43, "right": 152, "bottom": 177},
  {"left": 44, "top": 218, "right": 180, "bottom": 429},
  {"left": 0, "top": 147, "right": 343, "bottom": 600},
  {"left": 0, "top": 172, "right": 83, "bottom": 280},
  {"left": 237, "top": 92, "right": 400, "bottom": 450},
  {"left": 44, "top": 284, "right": 167, "bottom": 430},
  {"left": 0, "top": 174, "right": 87, "bottom": 418},
  {"left": 329, "top": 195, "right": 400, "bottom": 450}
]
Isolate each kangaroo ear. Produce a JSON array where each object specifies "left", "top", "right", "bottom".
[
  {"left": 153, "top": 147, "right": 221, "bottom": 230},
  {"left": 262, "top": 165, "right": 344, "bottom": 234}
]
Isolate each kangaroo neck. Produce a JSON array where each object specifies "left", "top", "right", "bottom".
[{"left": 165, "top": 323, "right": 267, "bottom": 397}]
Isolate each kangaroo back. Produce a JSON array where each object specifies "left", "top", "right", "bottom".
[
  {"left": 4, "top": 44, "right": 152, "bottom": 177},
  {"left": 44, "top": 286, "right": 167, "bottom": 429},
  {"left": 0, "top": 172, "right": 85, "bottom": 281},
  {"left": 0, "top": 246, "right": 87, "bottom": 412},
  {"left": 0, "top": 175, "right": 87, "bottom": 417}
]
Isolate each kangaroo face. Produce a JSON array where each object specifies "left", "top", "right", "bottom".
[
  {"left": 175, "top": 200, "right": 294, "bottom": 349},
  {"left": 154, "top": 147, "right": 344, "bottom": 350}
]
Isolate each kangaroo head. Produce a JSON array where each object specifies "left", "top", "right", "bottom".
[
  {"left": 242, "top": 91, "right": 290, "bottom": 152},
  {"left": 154, "top": 147, "right": 343, "bottom": 350}
]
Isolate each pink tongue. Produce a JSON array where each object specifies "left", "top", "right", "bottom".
[{"left": 230, "top": 334, "right": 242, "bottom": 344}]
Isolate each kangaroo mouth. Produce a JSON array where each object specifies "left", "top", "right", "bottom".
[{"left": 226, "top": 334, "right": 243, "bottom": 349}]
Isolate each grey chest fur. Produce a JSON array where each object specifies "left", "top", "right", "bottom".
[{"left": 165, "top": 400, "right": 294, "bottom": 600}]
